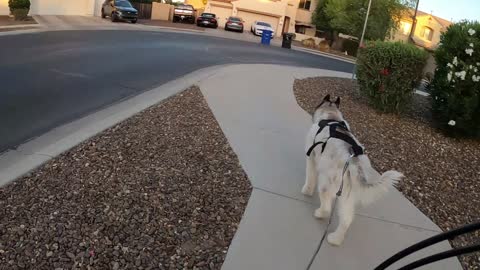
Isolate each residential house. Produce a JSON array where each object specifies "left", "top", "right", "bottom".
[
  {"left": 391, "top": 9, "right": 452, "bottom": 74},
  {"left": 203, "top": 0, "right": 319, "bottom": 38},
  {"left": 391, "top": 9, "right": 452, "bottom": 51}
]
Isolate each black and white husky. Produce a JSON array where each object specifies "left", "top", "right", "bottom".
[{"left": 301, "top": 94, "right": 403, "bottom": 246}]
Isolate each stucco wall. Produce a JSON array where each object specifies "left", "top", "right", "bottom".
[
  {"left": 295, "top": 8, "right": 311, "bottom": 23},
  {"left": 185, "top": 0, "right": 206, "bottom": 10},
  {"left": 30, "top": 0, "right": 93, "bottom": 15},
  {"left": 284, "top": 1, "right": 298, "bottom": 33},
  {"left": 0, "top": 0, "right": 9, "bottom": 15},
  {"left": 152, "top": 2, "right": 173, "bottom": 21},
  {"left": 413, "top": 15, "right": 444, "bottom": 45}
]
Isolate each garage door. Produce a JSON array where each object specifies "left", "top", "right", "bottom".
[
  {"left": 236, "top": 10, "right": 279, "bottom": 34},
  {"left": 30, "top": 0, "right": 91, "bottom": 15},
  {"left": 209, "top": 5, "right": 232, "bottom": 28}
]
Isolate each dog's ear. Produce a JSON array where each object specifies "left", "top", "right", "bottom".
[
  {"left": 334, "top": 97, "right": 341, "bottom": 108},
  {"left": 323, "top": 94, "right": 331, "bottom": 102}
]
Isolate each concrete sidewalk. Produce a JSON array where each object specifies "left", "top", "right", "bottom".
[{"left": 199, "top": 65, "right": 461, "bottom": 270}]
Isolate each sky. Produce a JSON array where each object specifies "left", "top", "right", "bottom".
[{"left": 417, "top": 0, "right": 480, "bottom": 22}]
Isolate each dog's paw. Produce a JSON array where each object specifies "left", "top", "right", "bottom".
[
  {"left": 327, "top": 232, "right": 344, "bottom": 246},
  {"left": 301, "top": 184, "right": 314, "bottom": 196},
  {"left": 314, "top": 208, "right": 330, "bottom": 219}
]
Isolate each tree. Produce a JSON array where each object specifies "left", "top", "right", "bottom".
[{"left": 313, "top": 0, "right": 415, "bottom": 41}]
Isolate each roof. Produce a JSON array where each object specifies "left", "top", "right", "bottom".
[{"left": 407, "top": 9, "right": 452, "bottom": 29}]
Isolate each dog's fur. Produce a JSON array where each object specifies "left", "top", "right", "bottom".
[{"left": 301, "top": 94, "right": 403, "bottom": 246}]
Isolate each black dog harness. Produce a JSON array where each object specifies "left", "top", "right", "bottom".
[{"left": 306, "top": 120, "right": 364, "bottom": 157}]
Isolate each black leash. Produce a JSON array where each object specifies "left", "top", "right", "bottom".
[{"left": 305, "top": 154, "right": 353, "bottom": 270}]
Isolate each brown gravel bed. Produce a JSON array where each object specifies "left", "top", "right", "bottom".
[
  {"left": 0, "top": 16, "right": 37, "bottom": 26},
  {"left": 0, "top": 86, "right": 252, "bottom": 269},
  {"left": 293, "top": 77, "right": 480, "bottom": 270}
]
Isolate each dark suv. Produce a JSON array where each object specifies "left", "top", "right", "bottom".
[{"left": 102, "top": 0, "right": 138, "bottom": 23}]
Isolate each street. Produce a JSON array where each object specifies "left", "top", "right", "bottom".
[{"left": 0, "top": 30, "right": 353, "bottom": 153}]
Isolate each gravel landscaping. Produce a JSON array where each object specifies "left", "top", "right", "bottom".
[
  {"left": 0, "top": 16, "right": 37, "bottom": 26},
  {"left": 293, "top": 77, "right": 480, "bottom": 270},
  {"left": 0, "top": 86, "right": 252, "bottom": 269}
]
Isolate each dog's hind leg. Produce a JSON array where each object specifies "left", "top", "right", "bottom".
[
  {"left": 314, "top": 180, "right": 334, "bottom": 219},
  {"left": 327, "top": 196, "right": 355, "bottom": 246},
  {"left": 301, "top": 156, "right": 317, "bottom": 196}
]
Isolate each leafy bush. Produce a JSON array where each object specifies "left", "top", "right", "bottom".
[
  {"left": 431, "top": 21, "right": 480, "bottom": 137},
  {"left": 11, "top": 8, "right": 29, "bottom": 20},
  {"left": 356, "top": 41, "right": 428, "bottom": 113},
  {"left": 8, "top": 0, "right": 30, "bottom": 11}
]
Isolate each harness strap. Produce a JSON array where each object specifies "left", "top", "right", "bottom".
[{"left": 306, "top": 120, "right": 364, "bottom": 157}]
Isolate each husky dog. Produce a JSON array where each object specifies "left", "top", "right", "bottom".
[{"left": 301, "top": 94, "right": 403, "bottom": 246}]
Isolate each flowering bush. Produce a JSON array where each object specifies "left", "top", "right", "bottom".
[
  {"left": 431, "top": 21, "right": 480, "bottom": 137},
  {"left": 356, "top": 41, "right": 428, "bottom": 112}
]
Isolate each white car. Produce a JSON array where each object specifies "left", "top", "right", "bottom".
[{"left": 251, "top": 21, "right": 275, "bottom": 37}]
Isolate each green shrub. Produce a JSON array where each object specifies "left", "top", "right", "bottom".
[
  {"left": 8, "top": 0, "right": 30, "bottom": 11},
  {"left": 431, "top": 21, "right": 480, "bottom": 138},
  {"left": 11, "top": 8, "right": 29, "bottom": 20},
  {"left": 356, "top": 41, "right": 428, "bottom": 113}
]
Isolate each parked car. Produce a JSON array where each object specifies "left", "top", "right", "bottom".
[
  {"left": 173, "top": 4, "right": 195, "bottom": 24},
  {"left": 224, "top": 16, "right": 244, "bottom": 33},
  {"left": 251, "top": 21, "right": 274, "bottom": 37},
  {"left": 196, "top": 13, "right": 218, "bottom": 28},
  {"left": 101, "top": 0, "right": 138, "bottom": 23}
]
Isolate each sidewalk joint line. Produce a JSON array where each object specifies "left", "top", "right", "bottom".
[{"left": 252, "top": 186, "right": 313, "bottom": 204}]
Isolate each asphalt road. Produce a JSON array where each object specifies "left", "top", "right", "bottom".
[{"left": 0, "top": 30, "right": 353, "bottom": 153}]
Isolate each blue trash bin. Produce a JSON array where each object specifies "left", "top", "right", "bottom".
[{"left": 261, "top": 30, "right": 272, "bottom": 45}]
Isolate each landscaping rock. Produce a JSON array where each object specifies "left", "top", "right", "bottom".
[{"left": 0, "top": 86, "right": 252, "bottom": 269}]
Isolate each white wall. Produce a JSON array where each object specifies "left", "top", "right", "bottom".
[{"left": 0, "top": 0, "right": 10, "bottom": 15}]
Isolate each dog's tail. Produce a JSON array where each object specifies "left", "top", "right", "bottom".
[{"left": 353, "top": 155, "right": 403, "bottom": 206}]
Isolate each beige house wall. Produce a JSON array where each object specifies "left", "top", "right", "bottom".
[
  {"left": 152, "top": 2, "right": 173, "bottom": 21},
  {"left": 30, "top": 0, "right": 92, "bottom": 15},
  {"left": 295, "top": 8, "right": 311, "bottom": 24},
  {"left": 0, "top": 0, "right": 9, "bottom": 15},
  {"left": 284, "top": 1, "right": 298, "bottom": 33},
  {"left": 391, "top": 15, "right": 446, "bottom": 48},
  {"left": 186, "top": 0, "right": 206, "bottom": 10},
  {"left": 205, "top": 2, "right": 233, "bottom": 27},
  {"left": 413, "top": 15, "right": 444, "bottom": 45}
]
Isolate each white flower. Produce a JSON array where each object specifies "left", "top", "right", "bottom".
[
  {"left": 447, "top": 63, "right": 453, "bottom": 68},
  {"left": 468, "top": 28, "right": 476, "bottom": 36},
  {"left": 453, "top": 56, "right": 458, "bottom": 66},
  {"left": 473, "top": 75, "right": 480, "bottom": 82},
  {"left": 455, "top": 71, "right": 467, "bottom": 80},
  {"left": 477, "top": 62, "right": 480, "bottom": 66},
  {"left": 475, "top": 67, "right": 478, "bottom": 72},
  {"left": 447, "top": 72, "right": 453, "bottom": 81},
  {"left": 466, "top": 48, "right": 474, "bottom": 56},
  {"left": 470, "top": 43, "right": 474, "bottom": 47},
  {"left": 448, "top": 120, "right": 456, "bottom": 126}
]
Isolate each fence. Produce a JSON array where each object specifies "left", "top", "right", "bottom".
[{"left": 132, "top": 3, "right": 152, "bottom": 19}]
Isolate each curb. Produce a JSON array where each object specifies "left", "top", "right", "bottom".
[
  {"left": 292, "top": 46, "right": 356, "bottom": 64},
  {"left": 0, "top": 65, "right": 227, "bottom": 187},
  {"left": 0, "top": 24, "right": 41, "bottom": 29}
]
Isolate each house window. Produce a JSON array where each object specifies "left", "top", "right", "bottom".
[
  {"left": 298, "top": 0, "right": 311, "bottom": 10},
  {"left": 400, "top": 21, "right": 411, "bottom": 35},
  {"left": 421, "top": 26, "right": 434, "bottom": 41},
  {"left": 295, "top": 25, "right": 306, "bottom": 34}
]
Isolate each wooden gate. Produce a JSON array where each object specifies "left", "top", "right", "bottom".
[{"left": 132, "top": 3, "right": 152, "bottom": 19}]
